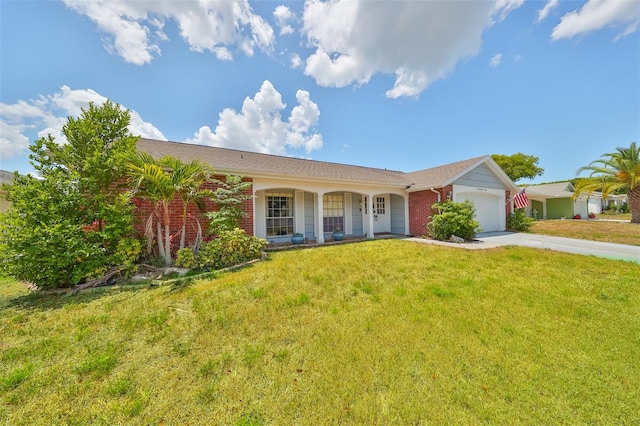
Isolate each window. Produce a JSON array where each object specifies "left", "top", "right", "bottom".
[
  {"left": 376, "top": 196, "right": 385, "bottom": 214},
  {"left": 266, "top": 192, "right": 294, "bottom": 236},
  {"left": 323, "top": 194, "right": 344, "bottom": 232}
]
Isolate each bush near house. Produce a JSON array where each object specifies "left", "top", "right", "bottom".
[
  {"left": 427, "top": 200, "right": 480, "bottom": 241},
  {"left": 175, "top": 228, "right": 266, "bottom": 270},
  {"left": 507, "top": 208, "right": 534, "bottom": 232}
]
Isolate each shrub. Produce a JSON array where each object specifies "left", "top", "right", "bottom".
[
  {"left": 197, "top": 228, "right": 267, "bottom": 270},
  {"left": 0, "top": 173, "right": 140, "bottom": 289},
  {"left": 175, "top": 248, "right": 198, "bottom": 269},
  {"left": 507, "top": 209, "right": 534, "bottom": 232},
  {"left": 427, "top": 200, "right": 480, "bottom": 241},
  {"left": 206, "top": 175, "right": 252, "bottom": 236}
]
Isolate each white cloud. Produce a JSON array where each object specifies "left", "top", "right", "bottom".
[
  {"left": 274, "top": 5, "right": 295, "bottom": 35},
  {"left": 0, "top": 121, "right": 31, "bottom": 159},
  {"left": 551, "top": 0, "right": 640, "bottom": 41},
  {"left": 300, "top": 0, "right": 525, "bottom": 98},
  {"left": 0, "top": 86, "right": 165, "bottom": 161},
  {"left": 537, "top": 0, "right": 560, "bottom": 22},
  {"left": 290, "top": 53, "right": 303, "bottom": 69},
  {"left": 490, "top": 53, "right": 503, "bottom": 67},
  {"left": 62, "top": 0, "right": 275, "bottom": 65},
  {"left": 187, "top": 80, "right": 323, "bottom": 155}
]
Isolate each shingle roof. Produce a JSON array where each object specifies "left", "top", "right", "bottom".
[
  {"left": 137, "top": 138, "right": 409, "bottom": 186},
  {"left": 0, "top": 170, "right": 15, "bottom": 185},
  {"left": 525, "top": 182, "right": 574, "bottom": 198},
  {"left": 405, "top": 156, "right": 490, "bottom": 190},
  {"left": 136, "top": 138, "right": 503, "bottom": 190}
]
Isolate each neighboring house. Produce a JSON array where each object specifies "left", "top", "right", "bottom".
[
  {"left": 605, "top": 193, "right": 628, "bottom": 210},
  {"left": 0, "top": 170, "right": 15, "bottom": 212},
  {"left": 137, "top": 138, "right": 519, "bottom": 244},
  {"left": 524, "top": 182, "right": 607, "bottom": 219}
]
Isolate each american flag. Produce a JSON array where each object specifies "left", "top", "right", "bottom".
[{"left": 514, "top": 188, "right": 529, "bottom": 209}]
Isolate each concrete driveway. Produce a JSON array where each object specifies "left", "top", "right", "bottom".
[{"left": 408, "top": 232, "right": 640, "bottom": 263}]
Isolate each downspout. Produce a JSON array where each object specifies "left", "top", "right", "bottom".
[
  {"left": 429, "top": 187, "right": 441, "bottom": 203},
  {"left": 429, "top": 187, "right": 442, "bottom": 217}
]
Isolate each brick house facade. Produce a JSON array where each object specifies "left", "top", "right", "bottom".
[
  {"left": 131, "top": 175, "right": 254, "bottom": 254},
  {"left": 135, "top": 138, "right": 519, "bottom": 247}
]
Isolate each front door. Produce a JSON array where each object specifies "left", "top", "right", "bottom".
[{"left": 373, "top": 195, "right": 390, "bottom": 233}]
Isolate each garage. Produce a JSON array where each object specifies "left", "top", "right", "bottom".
[{"left": 456, "top": 187, "right": 505, "bottom": 233}]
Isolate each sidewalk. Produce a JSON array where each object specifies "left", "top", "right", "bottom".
[{"left": 407, "top": 232, "right": 640, "bottom": 263}]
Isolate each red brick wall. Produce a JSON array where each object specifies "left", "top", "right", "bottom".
[
  {"left": 132, "top": 175, "right": 253, "bottom": 254},
  {"left": 408, "top": 185, "right": 452, "bottom": 236}
]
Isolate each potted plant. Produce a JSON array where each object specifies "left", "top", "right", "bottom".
[
  {"left": 291, "top": 233, "right": 304, "bottom": 244},
  {"left": 573, "top": 214, "right": 582, "bottom": 220},
  {"left": 588, "top": 213, "right": 596, "bottom": 219},
  {"left": 332, "top": 227, "right": 344, "bottom": 241}
]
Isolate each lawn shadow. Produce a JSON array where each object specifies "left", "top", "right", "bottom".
[
  {"left": 3, "top": 262, "right": 263, "bottom": 312},
  {"left": 2, "top": 281, "right": 157, "bottom": 312}
]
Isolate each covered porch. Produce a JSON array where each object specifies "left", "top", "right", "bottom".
[{"left": 252, "top": 179, "right": 409, "bottom": 245}]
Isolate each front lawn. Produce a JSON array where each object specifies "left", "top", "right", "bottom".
[
  {"left": 1, "top": 240, "right": 638, "bottom": 424},
  {"left": 529, "top": 219, "right": 640, "bottom": 245}
]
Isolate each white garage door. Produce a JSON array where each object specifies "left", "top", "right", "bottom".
[{"left": 459, "top": 192, "right": 500, "bottom": 233}]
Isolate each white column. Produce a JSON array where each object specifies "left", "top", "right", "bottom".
[
  {"left": 295, "top": 190, "right": 305, "bottom": 234},
  {"left": 403, "top": 195, "right": 409, "bottom": 236},
  {"left": 368, "top": 193, "right": 375, "bottom": 239},
  {"left": 344, "top": 192, "right": 352, "bottom": 235},
  {"left": 316, "top": 192, "right": 325, "bottom": 244},
  {"left": 254, "top": 190, "right": 265, "bottom": 238}
]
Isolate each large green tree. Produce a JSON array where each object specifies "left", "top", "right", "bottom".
[
  {"left": 0, "top": 101, "right": 141, "bottom": 289},
  {"left": 574, "top": 142, "right": 640, "bottom": 223},
  {"left": 492, "top": 153, "right": 544, "bottom": 182}
]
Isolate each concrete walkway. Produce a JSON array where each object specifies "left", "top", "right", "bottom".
[{"left": 407, "top": 232, "right": 640, "bottom": 263}]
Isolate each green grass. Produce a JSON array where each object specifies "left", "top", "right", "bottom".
[
  {"left": 529, "top": 219, "right": 640, "bottom": 245},
  {"left": 1, "top": 240, "right": 639, "bottom": 424}
]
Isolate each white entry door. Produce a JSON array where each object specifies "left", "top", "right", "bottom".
[{"left": 373, "top": 195, "right": 390, "bottom": 233}]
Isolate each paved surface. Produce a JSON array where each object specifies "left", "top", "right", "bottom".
[{"left": 407, "top": 232, "right": 640, "bottom": 263}]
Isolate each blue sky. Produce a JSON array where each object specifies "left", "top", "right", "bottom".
[{"left": 1, "top": 0, "right": 639, "bottom": 184}]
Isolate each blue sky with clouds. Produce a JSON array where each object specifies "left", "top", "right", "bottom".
[{"left": 1, "top": 0, "right": 639, "bottom": 183}]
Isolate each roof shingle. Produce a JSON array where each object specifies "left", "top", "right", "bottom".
[{"left": 136, "top": 138, "right": 498, "bottom": 190}]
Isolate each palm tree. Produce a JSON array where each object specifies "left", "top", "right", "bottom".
[
  {"left": 159, "top": 156, "right": 213, "bottom": 251},
  {"left": 127, "top": 152, "right": 177, "bottom": 265},
  {"left": 575, "top": 142, "right": 640, "bottom": 223}
]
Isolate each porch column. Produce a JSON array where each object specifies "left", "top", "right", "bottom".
[
  {"left": 344, "top": 192, "right": 353, "bottom": 235},
  {"left": 403, "top": 195, "right": 410, "bottom": 236},
  {"left": 254, "top": 190, "right": 266, "bottom": 238},
  {"left": 294, "top": 190, "right": 305, "bottom": 234},
  {"left": 368, "top": 193, "right": 375, "bottom": 239},
  {"left": 316, "top": 191, "right": 325, "bottom": 244}
]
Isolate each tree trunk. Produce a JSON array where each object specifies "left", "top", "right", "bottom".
[
  {"left": 180, "top": 202, "right": 187, "bottom": 250},
  {"left": 155, "top": 205, "right": 165, "bottom": 260},
  {"left": 163, "top": 200, "right": 172, "bottom": 266},
  {"left": 144, "top": 213, "right": 154, "bottom": 255},
  {"left": 629, "top": 186, "right": 640, "bottom": 224}
]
